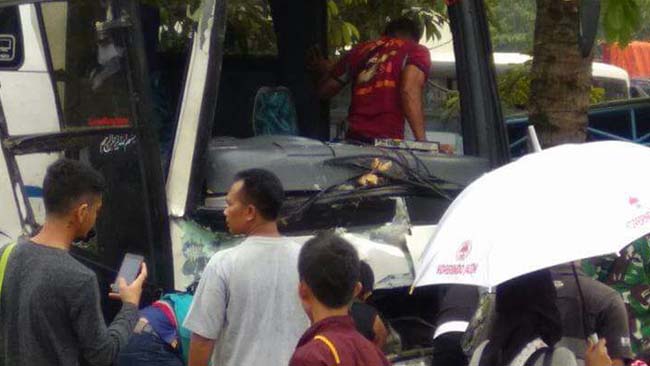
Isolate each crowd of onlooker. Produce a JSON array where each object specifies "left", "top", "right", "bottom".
[{"left": 1, "top": 159, "right": 649, "bottom": 366}]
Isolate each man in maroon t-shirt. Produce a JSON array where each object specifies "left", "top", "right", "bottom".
[
  {"left": 290, "top": 233, "right": 390, "bottom": 366},
  {"left": 312, "top": 18, "right": 431, "bottom": 142}
]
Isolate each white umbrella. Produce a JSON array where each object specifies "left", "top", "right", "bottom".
[{"left": 413, "top": 140, "right": 650, "bottom": 289}]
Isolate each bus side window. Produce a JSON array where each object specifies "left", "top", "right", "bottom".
[{"left": 0, "top": 6, "right": 23, "bottom": 69}]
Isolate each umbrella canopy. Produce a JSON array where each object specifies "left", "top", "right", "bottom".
[{"left": 414, "top": 141, "right": 650, "bottom": 289}]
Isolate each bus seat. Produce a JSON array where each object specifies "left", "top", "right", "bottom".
[{"left": 252, "top": 86, "right": 299, "bottom": 136}]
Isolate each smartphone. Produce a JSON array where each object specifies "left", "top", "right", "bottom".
[{"left": 111, "top": 253, "right": 144, "bottom": 293}]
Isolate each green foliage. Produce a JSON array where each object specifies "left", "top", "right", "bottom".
[
  {"left": 488, "top": 0, "right": 535, "bottom": 52},
  {"left": 498, "top": 63, "right": 531, "bottom": 111},
  {"left": 141, "top": 0, "right": 201, "bottom": 52},
  {"left": 590, "top": 87, "right": 605, "bottom": 104},
  {"left": 328, "top": 0, "right": 363, "bottom": 51},
  {"left": 488, "top": 0, "right": 648, "bottom": 52},
  {"left": 328, "top": 0, "right": 448, "bottom": 54},
  {"left": 631, "top": 0, "right": 650, "bottom": 40},
  {"left": 441, "top": 90, "right": 460, "bottom": 122},
  {"left": 143, "top": 0, "right": 448, "bottom": 55},
  {"left": 225, "top": 0, "right": 277, "bottom": 55},
  {"left": 602, "top": 0, "right": 641, "bottom": 46},
  {"left": 442, "top": 63, "right": 606, "bottom": 119}
]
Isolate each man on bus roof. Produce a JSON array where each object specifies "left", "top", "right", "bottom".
[{"left": 310, "top": 17, "right": 431, "bottom": 143}]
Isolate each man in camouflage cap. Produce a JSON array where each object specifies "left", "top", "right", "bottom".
[{"left": 583, "top": 235, "right": 650, "bottom": 361}]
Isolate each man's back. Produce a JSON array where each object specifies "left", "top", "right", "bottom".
[
  {"left": 0, "top": 240, "right": 138, "bottom": 366},
  {"left": 290, "top": 316, "right": 390, "bottom": 366},
  {"left": 552, "top": 265, "right": 634, "bottom": 363},
  {"left": 331, "top": 37, "right": 431, "bottom": 140},
  {"left": 184, "top": 236, "right": 309, "bottom": 366}
]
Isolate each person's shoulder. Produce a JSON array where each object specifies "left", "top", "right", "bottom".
[
  {"left": 352, "top": 39, "right": 378, "bottom": 51},
  {"left": 206, "top": 245, "right": 239, "bottom": 266},
  {"left": 247, "top": 236, "right": 302, "bottom": 251},
  {"left": 46, "top": 253, "right": 98, "bottom": 295},
  {"left": 24, "top": 244, "right": 96, "bottom": 280},
  {"left": 404, "top": 42, "right": 432, "bottom": 69},
  {"left": 411, "top": 42, "right": 430, "bottom": 52},
  {"left": 402, "top": 40, "right": 429, "bottom": 54},
  {"left": 290, "top": 340, "right": 330, "bottom": 366},
  {"left": 67, "top": 255, "right": 96, "bottom": 275},
  {"left": 281, "top": 237, "right": 303, "bottom": 249},
  {"left": 61, "top": 254, "right": 97, "bottom": 283},
  {"left": 579, "top": 275, "right": 624, "bottom": 307}
]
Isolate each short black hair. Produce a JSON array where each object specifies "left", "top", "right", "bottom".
[
  {"left": 359, "top": 261, "right": 375, "bottom": 294},
  {"left": 383, "top": 17, "right": 423, "bottom": 41},
  {"left": 234, "top": 168, "right": 284, "bottom": 221},
  {"left": 298, "top": 232, "right": 360, "bottom": 308},
  {"left": 43, "top": 158, "right": 106, "bottom": 216}
]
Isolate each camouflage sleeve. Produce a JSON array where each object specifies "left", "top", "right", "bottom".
[
  {"left": 594, "top": 236, "right": 650, "bottom": 359},
  {"left": 626, "top": 237, "right": 650, "bottom": 359},
  {"left": 581, "top": 256, "right": 616, "bottom": 282}
]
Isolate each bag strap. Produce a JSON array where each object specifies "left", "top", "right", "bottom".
[
  {"left": 542, "top": 348, "right": 554, "bottom": 366},
  {"left": 0, "top": 243, "right": 16, "bottom": 299},
  {"left": 314, "top": 335, "right": 341, "bottom": 365},
  {"left": 479, "top": 343, "right": 552, "bottom": 366},
  {"left": 524, "top": 347, "right": 553, "bottom": 366}
]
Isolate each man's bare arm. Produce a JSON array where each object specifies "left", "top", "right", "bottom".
[
  {"left": 372, "top": 315, "right": 389, "bottom": 350},
  {"left": 317, "top": 77, "right": 345, "bottom": 100},
  {"left": 306, "top": 47, "right": 345, "bottom": 100},
  {"left": 189, "top": 333, "right": 216, "bottom": 366},
  {"left": 400, "top": 64, "right": 427, "bottom": 141}
]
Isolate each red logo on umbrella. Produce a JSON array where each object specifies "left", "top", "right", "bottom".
[
  {"left": 456, "top": 241, "right": 472, "bottom": 261},
  {"left": 629, "top": 197, "right": 641, "bottom": 209}
]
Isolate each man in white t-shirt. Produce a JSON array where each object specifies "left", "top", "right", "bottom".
[{"left": 184, "top": 169, "right": 309, "bottom": 366}]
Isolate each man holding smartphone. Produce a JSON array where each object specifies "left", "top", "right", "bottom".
[{"left": 0, "top": 159, "right": 147, "bottom": 366}]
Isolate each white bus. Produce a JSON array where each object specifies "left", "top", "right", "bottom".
[{"left": 429, "top": 52, "right": 631, "bottom": 101}]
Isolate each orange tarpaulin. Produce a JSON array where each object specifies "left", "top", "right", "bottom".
[{"left": 602, "top": 41, "right": 650, "bottom": 78}]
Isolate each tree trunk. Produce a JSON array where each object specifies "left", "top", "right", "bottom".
[{"left": 528, "top": 0, "right": 593, "bottom": 147}]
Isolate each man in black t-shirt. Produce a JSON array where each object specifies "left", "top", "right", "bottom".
[{"left": 350, "top": 261, "right": 389, "bottom": 349}]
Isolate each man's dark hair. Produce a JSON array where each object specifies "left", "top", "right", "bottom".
[
  {"left": 359, "top": 261, "right": 374, "bottom": 294},
  {"left": 298, "top": 232, "right": 360, "bottom": 308},
  {"left": 43, "top": 158, "right": 106, "bottom": 216},
  {"left": 383, "top": 17, "right": 423, "bottom": 41},
  {"left": 234, "top": 168, "right": 284, "bottom": 221}
]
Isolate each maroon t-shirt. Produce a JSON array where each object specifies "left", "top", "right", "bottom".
[
  {"left": 289, "top": 315, "right": 390, "bottom": 366},
  {"left": 331, "top": 37, "right": 431, "bottom": 141}
]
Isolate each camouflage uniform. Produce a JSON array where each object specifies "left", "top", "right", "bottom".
[{"left": 583, "top": 235, "right": 650, "bottom": 360}]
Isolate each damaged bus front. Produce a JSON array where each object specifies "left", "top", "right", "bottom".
[{"left": 0, "top": 0, "right": 508, "bottom": 363}]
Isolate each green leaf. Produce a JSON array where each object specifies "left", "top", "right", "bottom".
[
  {"left": 343, "top": 22, "right": 352, "bottom": 45},
  {"left": 327, "top": 0, "right": 339, "bottom": 17},
  {"left": 602, "top": 0, "right": 642, "bottom": 47},
  {"left": 349, "top": 23, "right": 361, "bottom": 40},
  {"left": 621, "top": 0, "right": 641, "bottom": 29},
  {"left": 605, "top": 1, "right": 625, "bottom": 32}
]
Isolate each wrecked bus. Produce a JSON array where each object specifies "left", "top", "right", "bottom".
[{"left": 0, "top": 0, "right": 509, "bottom": 363}]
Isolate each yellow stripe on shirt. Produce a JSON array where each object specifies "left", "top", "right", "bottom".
[{"left": 314, "top": 335, "right": 341, "bottom": 365}]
